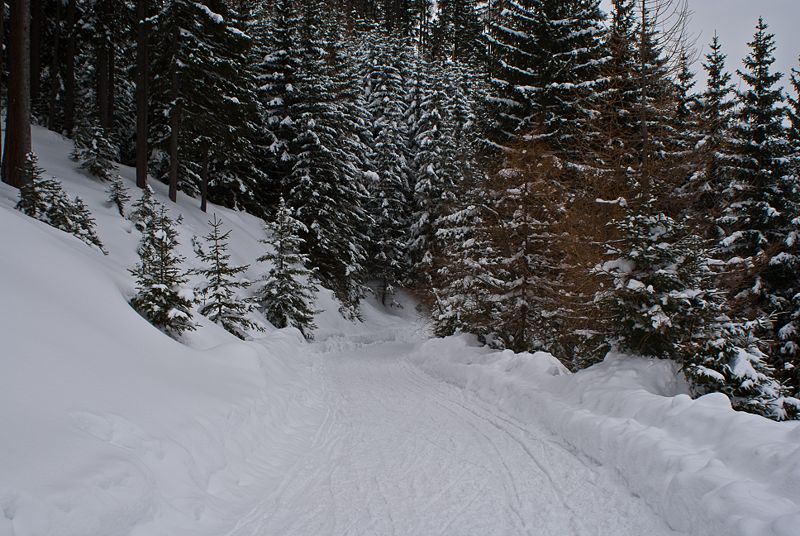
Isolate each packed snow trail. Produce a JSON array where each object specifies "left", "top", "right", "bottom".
[{"left": 225, "top": 334, "right": 682, "bottom": 536}]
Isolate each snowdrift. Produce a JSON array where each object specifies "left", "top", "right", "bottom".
[
  {"left": 0, "top": 126, "right": 333, "bottom": 536},
  {"left": 408, "top": 335, "right": 800, "bottom": 536}
]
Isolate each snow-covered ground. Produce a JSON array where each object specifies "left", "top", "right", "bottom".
[{"left": 1, "top": 126, "right": 799, "bottom": 536}]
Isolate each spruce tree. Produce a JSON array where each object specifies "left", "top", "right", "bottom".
[
  {"left": 106, "top": 177, "right": 131, "bottom": 217},
  {"left": 130, "top": 207, "right": 195, "bottom": 336},
  {"left": 284, "top": 2, "right": 371, "bottom": 317},
  {"left": 72, "top": 119, "right": 119, "bottom": 181},
  {"left": 17, "top": 153, "right": 106, "bottom": 254},
  {"left": 693, "top": 34, "right": 736, "bottom": 215},
  {"left": 256, "top": 198, "right": 318, "bottom": 339},
  {"left": 150, "top": 0, "right": 258, "bottom": 204},
  {"left": 193, "top": 215, "right": 262, "bottom": 339},
  {"left": 595, "top": 208, "right": 715, "bottom": 360},
  {"left": 129, "top": 185, "right": 159, "bottom": 232},
  {"left": 717, "top": 19, "right": 798, "bottom": 388}
]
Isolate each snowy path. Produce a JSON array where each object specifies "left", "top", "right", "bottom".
[{"left": 225, "top": 335, "right": 683, "bottom": 536}]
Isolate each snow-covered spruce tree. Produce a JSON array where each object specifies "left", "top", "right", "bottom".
[
  {"left": 483, "top": 0, "right": 607, "bottom": 155},
  {"left": 106, "top": 177, "right": 130, "bottom": 217},
  {"left": 150, "top": 0, "right": 258, "bottom": 205},
  {"left": 488, "top": 148, "right": 572, "bottom": 355},
  {"left": 252, "top": 0, "right": 302, "bottom": 202},
  {"left": 689, "top": 33, "right": 736, "bottom": 217},
  {"left": 431, "top": 177, "right": 503, "bottom": 342},
  {"left": 789, "top": 57, "right": 800, "bottom": 157},
  {"left": 192, "top": 215, "right": 262, "bottom": 340},
  {"left": 407, "top": 60, "right": 452, "bottom": 289},
  {"left": 283, "top": 2, "right": 370, "bottom": 318},
  {"left": 594, "top": 207, "right": 717, "bottom": 360},
  {"left": 717, "top": 18, "right": 799, "bottom": 388},
  {"left": 129, "top": 185, "right": 159, "bottom": 232},
  {"left": 686, "top": 318, "right": 799, "bottom": 420},
  {"left": 71, "top": 119, "right": 119, "bottom": 181},
  {"left": 358, "top": 27, "right": 414, "bottom": 305},
  {"left": 17, "top": 152, "right": 106, "bottom": 254},
  {"left": 256, "top": 198, "right": 318, "bottom": 339},
  {"left": 130, "top": 207, "right": 195, "bottom": 336}
]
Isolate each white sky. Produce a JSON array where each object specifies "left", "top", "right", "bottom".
[{"left": 600, "top": 0, "right": 800, "bottom": 93}]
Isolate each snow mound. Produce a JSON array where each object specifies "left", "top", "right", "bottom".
[
  {"left": 409, "top": 337, "right": 800, "bottom": 536},
  {"left": 0, "top": 126, "right": 326, "bottom": 536}
]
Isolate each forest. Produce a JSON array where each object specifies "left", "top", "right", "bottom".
[{"left": 2, "top": 0, "right": 800, "bottom": 421}]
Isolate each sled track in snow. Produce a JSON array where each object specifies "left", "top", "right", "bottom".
[{"left": 225, "top": 334, "right": 684, "bottom": 536}]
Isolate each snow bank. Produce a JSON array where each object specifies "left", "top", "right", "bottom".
[
  {"left": 0, "top": 126, "right": 326, "bottom": 536},
  {"left": 408, "top": 336, "right": 800, "bottom": 536}
]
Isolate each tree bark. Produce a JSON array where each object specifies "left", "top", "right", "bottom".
[
  {"left": 96, "top": 0, "right": 114, "bottom": 130},
  {"left": 1, "top": 0, "right": 6, "bottom": 173},
  {"left": 168, "top": 51, "right": 180, "bottom": 203},
  {"left": 29, "top": 0, "right": 40, "bottom": 105},
  {"left": 3, "top": 0, "right": 32, "bottom": 188},
  {"left": 200, "top": 147, "right": 209, "bottom": 212},
  {"left": 63, "top": 0, "right": 76, "bottom": 136},
  {"left": 135, "top": 0, "right": 148, "bottom": 188},
  {"left": 46, "top": 0, "right": 61, "bottom": 131}
]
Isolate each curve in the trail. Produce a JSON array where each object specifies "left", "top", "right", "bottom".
[{"left": 227, "top": 337, "right": 684, "bottom": 536}]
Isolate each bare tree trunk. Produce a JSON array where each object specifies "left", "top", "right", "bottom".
[
  {"left": 3, "top": 0, "right": 31, "bottom": 188},
  {"left": 200, "top": 147, "right": 209, "bottom": 212},
  {"left": 135, "top": 0, "right": 148, "bottom": 188},
  {"left": 96, "top": 0, "right": 113, "bottom": 130},
  {"left": 0, "top": 1, "right": 6, "bottom": 174},
  {"left": 639, "top": 0, "right": 650, "bottom": 196},
  {"left": 168, "top": 57, "right": 180, "bottom": 203},
  {"left": 29, "top": 0, "right": 40, "bottom": 105},
  {"left": 46, "top": 0, "right": 60, "bottom": 131},
  {"left": 63, "top": 0, "right": 76, "bottom": 136}
]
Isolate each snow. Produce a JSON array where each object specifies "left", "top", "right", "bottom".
[
  {"left": 408, "top": 338, "right": 800, "bottom": 536},
  {"left": 1, "top": 125, "right": 799, "bottom": 535}
]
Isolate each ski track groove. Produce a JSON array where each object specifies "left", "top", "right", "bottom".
[{"left": 223, "top": 330, "right": 684, "bottom": 536}]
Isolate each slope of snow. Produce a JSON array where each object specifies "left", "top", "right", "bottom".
[{"left": 408, "top": 336, "right": 800, "bottom": 536}]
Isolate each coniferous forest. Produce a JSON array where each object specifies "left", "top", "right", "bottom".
[{"left": 2, "top": 0, "right": 800, "bottom": 421}]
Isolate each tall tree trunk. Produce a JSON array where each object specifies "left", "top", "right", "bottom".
[
  {"left": 200, "top": 147, "right": 209, "bottom": 212},
  {"left": 97, "top": 39, "right": 110, "bottom": 128},
  {"left": 63, "top": 0, "right": 76, "bottom": 136},
  {"left": 168, "top": 56, "right": 180, "bottom": 203},
  {"left": 3, "top": 0, "right": 31, "bottom": 188},
  {"left": 135, "top": 0, "right": 148, "bottom": 188},
  {"left": 96, "top": 0, "right": 113, "bottom": 130},
  {"left": 29, "top": 0, "right": 40, "bottom": 105},
  {"left": 638, "top": 0, "right": 650, "bottom": 196},
  {"left": 46, "top": 0, "right": 60, "bottom": 131},
  {"left": 0, "top": 0, "right": 6, "bottom": 172}
]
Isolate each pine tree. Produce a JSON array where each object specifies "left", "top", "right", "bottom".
[
  {"left": 129, "top": 185, "right": 159, "bottom": 232},
  {"left": 488, "top": 149, "right": 571, "bottom": 354},
  {"left": 692, "top": 33, "right": 736, "bottom": 215},
  {"left": 192, "top": 215, "right": 262, "bottom": 339},
  {"left": 431, "top": 176, "right": 502, "bottom": 341},
  {"left": 130, "top": 207, "right": 195, "bottom": 336},
  {"left": 716, "top": 19, "right": 798, "bottom": 388},
  {"left": 256, "top": 198, "right": 318, "bottom": 339},
  {"left": 595, "top": 208, "right": 716, "bottom": 360},
  {"left": 253, "top": 0, "right": 302, "bottom": 198},
  {"left": 150, "top": 0, "right": 258, "bottom": 204},
  {"left": 361, "top": 28, "right": 414, "bottom": 304},
  {"left": 72, "top": 119, "right": 119, "bottom": 181},
  {"left": 17, "top": 152, "right": 106, "bottom": 254},
  {"left": 106, "top": 177, "right": 131, "bottom": 217},
  {"left": 284, "top": 2, "right": 371, "bottom": 317}
]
